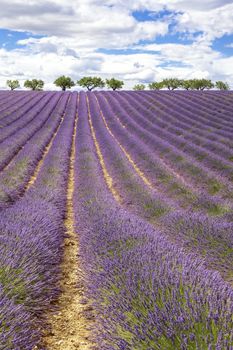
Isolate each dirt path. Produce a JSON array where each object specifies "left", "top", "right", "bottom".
[
  {"left": 98, "top": 94, "right": 203, "bottom": 195},
  {"left": 25, "top": 113, "right": 65, "bottom": 190},
  {"left": 87, "top": 95, "right": 121, "bottom": 203},
  {"left": 95, "top": 95, "right": 153, "bottom": 189},
  {"left": 36, "top": 107, "right": 95, "bottom": 350}
]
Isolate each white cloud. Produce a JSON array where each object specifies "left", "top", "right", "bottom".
[
  {"left": 175, "top": 3, "right": 233, "bottom": 42},
  {"left": 0, "top": 0, "right": 168, "bottom": 46},
  {"left": 0, "top": 0, "right": 233, "bottom": 89}
]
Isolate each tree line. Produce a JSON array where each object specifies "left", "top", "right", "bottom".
[
  {"left": 133, "top": 79, "right": 230, "bottom": 91},
  {"left": 6, "top": 77, "right": 230, "bottom": 91},
  {"left": 6, "top": 77, "right": 124, "bottom": 91}
]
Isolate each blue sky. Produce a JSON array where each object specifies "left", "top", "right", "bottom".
[
  {"left": 0, "top": 29, "right": 44, "bottom": 50},
  {"left": 0, "top": 0, "right": 233, "bottom": 89}
]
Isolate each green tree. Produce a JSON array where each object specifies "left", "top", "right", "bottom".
[
  {"left": 77, "top": 76, "right": 105, "bottom": 91},
  {"left": 215, "top": 81, "right": 230, "bottom": 90},
  {"left": 148, "top": 82, "right": 164, "bottom": 90},
  {"left": 161, "top": 78, "right": 182, "bottom": 90},
  {"left": 6, "top": 79, "right": 20, "bottom": 90},
  {"left": 133, "top": 84, "right": 145, "bottom": 90},
  {"left": 24, "top": 79, "right": 44, "bottom": 91},
  {"left": 180, "top": 79, "right": 194, "bottom": 90},
  {"left": 191, "top": 79, "right": 214, "bottom": 90},
  {"left": 106, "top": 78, "right": 124, "bottom": 90},
  {"left": 54, "top": 75, "right": 75, "bottom": 91}
]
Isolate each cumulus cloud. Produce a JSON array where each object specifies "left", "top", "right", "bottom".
[
  {"left": 0, "top": 0, "right": 168, "bottom": 43},
  {"left": 175, "top": 2, "right": 233, "bottom": 42},
  {"left": 0, "top": 0, "right": 233, "bottom": 89}
]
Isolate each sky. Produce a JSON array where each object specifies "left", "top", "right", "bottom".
[{"left": 0, "top": 0, "right": 233, "bottom": 90}]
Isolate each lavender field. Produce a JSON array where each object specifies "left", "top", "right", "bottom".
[{"left": 1, "top": 90, "right": 233, "bottom": 349}]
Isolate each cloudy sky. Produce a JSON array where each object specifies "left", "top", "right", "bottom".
[{"left": 0, "top": 0, "right": 233, "bottom": 90}]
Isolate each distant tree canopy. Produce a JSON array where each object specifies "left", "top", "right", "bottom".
[
  {"left": 54, "top": 76, "right": 75, "bottom": 91},
  {"left": 146, "top": 78, "right": 229, "bottom": 91},
  {"left": 24, "top": 79, "right": 44, "bottom": 91},
  {"left": 106, "top": 78, "right": 124, "bottom": 90},
  {"left": 149, "top": 82, "right": 164, "bottom": 90},
  {"left": 77, "top": 76, "right": 105, "bottom": 91},
  {"left": 133, "top": 84, "right": 146, "bottom": 90},
  {"left": 180, "top": 79, "right": 195, "bottom": 90},
  {"left": 4, "top": 76, "right": 230, "bottom": 92},
  {"left": 181, "top": 79, "right": 214, "bottom": 90},
  {"left": 215, "top": 81, "right": 230, "bottom": 90},
  {"left": 161, "top": 78, "right": 182, "bottom": 90},
  {"left": 6, "top": 79, "right": 20, "bottom": 90}
]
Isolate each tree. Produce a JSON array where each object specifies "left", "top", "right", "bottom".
[
  {"left": 180, "top": 79, "right": 194, "bottom": 90},
  {"left": 77, "top": 76, "right": 105, "bottom": 91},
  {"left": 161, "top": 78, "right": 182, "bottom": 90},
  {"left": 106, "top": 78, "right": 124, "bottom": 90},
  {"left": 6, "top": 80, "right": 20, "bottom": 90},
  {"left": 190, "top": 79, "right": 214, "bottom": 90},
  {"left": 215, "top": 81, "right": 230, "bottom": 90},
  {"left": 133, "top": 84, "right": 145, "bottom": 90},
  {"left": 180, "top": 79, "right": 214, "bottom": 90},
  {"left": 24, "top": 79, "right": 44, "bottom": 91},
  {"left": 54, "top": 76, "right": 75, "bottom": 91},
  {"left": 148, "top": 82, "right": 164, "bottom": 90},
  {"left": 196, "top": 79, "right": 214, "bottom": 90}
]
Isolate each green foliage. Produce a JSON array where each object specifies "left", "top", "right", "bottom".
[
  {"left": 215, "top": 81, "right": 230, "bottom": 90},
  {"left": 180, "top": 79, "right": 195, "bottom": 90},
  {"left": 133, "top": 84, "right": 145, "bottom": 90},
  {"left": 106, "top": 78, "right": 124, "bottom": 90},
  {"left": 180, "top": 79, "right": 214, "bottom": 90},
  {"left": 54, "top": 75, "right": 75, "bottom": 91},
  {"left": 161, "top": 78, "right": 182, "bottom": 90},
  {"left": 144, "top": 78, "right": 217, "bottom": 91},
  {"left": 6, "top": 79, "right": 20, "bottom": 90},
  {"left": 148, "top": 82, "right": 164, "bottom": 90},
  {"left": 24, "top": 79, "right": 44, "bottom": 91},
  {"left": 77, "top": 76, "right": 105, "bottom": 91}
]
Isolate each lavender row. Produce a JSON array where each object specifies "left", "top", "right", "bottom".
[
  {"left": 91, "top": 93, "right": 233, "bottom": 279},
  {"left": 97, "top": 92, "right": 232, "bottom": 215},
  {"left": 0, "top": 93, "right": 62, "bottom": 171},
  {"left": 0, "top": 91, "right": 34, "bottom": 118},
  {"left": 148, "top": 90, "right": 233, "bottom": 132},
  {"left": 88, "top": 93, "right": 173, "bottom": 217},
  {"left": 153, "top": 91, "right": 233, "bottom": 140},
  {"left": 140, "top": 91, "right": 233, "bottom": 148},
  {"left": 74, "top": 92, "right": 233, "bottom": 349},
  {"left": 94, "top": 92, "right": 202, "bottom": 211},
  {"left": 122, "top": 91, "right": 233, "bottom": 161},
  {"left": 125, "top": 91, "right": 233, "bottom": 158},
  {"left": 0, "top": 92, "right": 77, "bottom": 349},
  {"left": 0, "top": 92, "right": 51, "bottom": 142},
  {"left": 182, "top": 91, "right": 233, "bottom": 125},
  {"left": 139, "top": 91, "right": 233, "bottom": 144},
  {"left": 162, "top": 91, "right": 233, "bottom": 129},
  {"left": 118, "top": 92, "right": 233, "bottom": 182},
  {"left": 102, "top": 91, "right": 233, "bottom": 202},
  {"left": 0, "top": 91, "right": 23, "bottom": 111},
  {"left": 0, "top": 93, "right": 69, "bottom": 209},
  {"left": 0, "top": 91, "right": 46, "bottom": 128}
]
